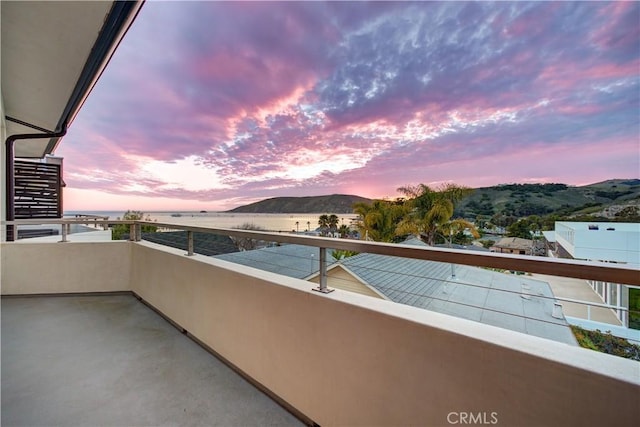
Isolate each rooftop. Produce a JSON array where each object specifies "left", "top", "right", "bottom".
[
  {"left": 492, "top": 237, "right": 534, "bottom": 250},
  {"left": 215, "top": 237, "right": 576, "bottom": 344},
  {"left": 138, "top": 231, "right": 239, "bottom": 256},
  {"left": 557, "top": 222, "right": 640, "bottom": 232},
  {"left": 216, "top": 243, "right": 336, "bottom": 279},
  {"left": 341, "top": 252, "right": 576, "bottom": 344}
]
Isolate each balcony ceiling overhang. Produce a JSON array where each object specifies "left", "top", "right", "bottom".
[{"left": 1, "top": 1, "right": 143, "bottom": 158}]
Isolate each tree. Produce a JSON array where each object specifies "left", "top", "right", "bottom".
[
  {"left": 327, "top": 214, "right": 340, "bottom": 234},
  {"left": 111, "top": 210, "right": 157, "bottom": 240},
  {"left": 396, "top": 183, "right": 473, "bottom": 245},
  {"left": 318, "top": 214, "right": 341, "bottom": 236},
  {"left": 231, "top": 222, "right": 267, "bottom": 251},
  {"left": 353, "top": 200, "right": 407, "bottom": 242},
  {"left": 506, "top": 220, "right": 534, "bottom": 240},
  {"left": 338, "top": 224, "right": 350, "bottom": 238},
  {"left": 318, "top": 214, "right": 330, "bottom": 236},
  {"left": 438, "top": 218, "right": 480, "bottom": 246},
  {"left": 331, "top": 249, "right": 359, "bottom": 261}
]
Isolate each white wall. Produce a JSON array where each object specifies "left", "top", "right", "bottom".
[
  {"left": 556, "top": 222, "right": 640, "bottom": 265},
  {"left": 574, "top": 228, "right": 640, "bottom": 264}
]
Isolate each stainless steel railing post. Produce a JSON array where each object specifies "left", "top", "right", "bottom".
[
  {"left": 186, "top": 230, "right": 194, "bottom": 256},
  {"left": 312, "top": 247, "right": 334, "bottom": 294},
  {"left": 59, "top": 223, "right": 68, "bottom": 242}
]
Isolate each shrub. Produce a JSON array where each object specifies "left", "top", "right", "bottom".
[
  {"left": 570, "top": 326, "right": 640, "bottom": 361},
  {"left": 111, "top": 210, "right": 157, "bottom": 240}
]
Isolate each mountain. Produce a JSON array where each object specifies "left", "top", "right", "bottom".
[
  {"left": 227, "top": 194, "right": 372, "bottom": 214},
  {"left": 227, "top": 180, "right": 639, "bottom": 218},
  {"left": 455, "top": 179, "right": 640, "bottom": 219}
]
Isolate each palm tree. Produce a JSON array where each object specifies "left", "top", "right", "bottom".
[
  {"left": 396, "top": 183, "right": 473, "bottom": 245},
  {"left": 317, "top": 214, "right": 340, "bottom": 236},
  {"left": 328, "top": 214, "right": 339, "bottom": 235},
  {"left": 353, "top": 200, "right": 407, "bottom": 242},
  {"left": 338, "top": 224, "right": 350, "bottom": 238},
  {"left": 438, "top": 219, "right": 480, "bottom": 246},
  {"left": 318, "top": 214, "right": 330, "bottom": 236}
]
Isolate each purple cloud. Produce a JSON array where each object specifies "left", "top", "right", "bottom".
[{"left": 57, "top": 1, "right": 640, "bottom": 210}]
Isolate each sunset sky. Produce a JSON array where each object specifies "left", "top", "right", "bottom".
[{"left": 58, "top": 1, "right": 640, "bottom": 211}]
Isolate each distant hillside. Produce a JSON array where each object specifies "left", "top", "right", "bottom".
[
  {"left": 227, "top": 194, "right": 372, "bottom": 214},
  {"left": 227, "top": 180, "right": 639, "bottom": 217},
  {"left": 455, "top": 179, "right": 640, "bottom": 219}
]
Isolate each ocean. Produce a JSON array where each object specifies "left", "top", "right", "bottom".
[{"left": 64, "top": 211, "right": 359, "bottom": 232}]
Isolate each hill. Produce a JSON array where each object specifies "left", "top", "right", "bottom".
[
  {"left": 227, "top": 194, "right": 372, "bottom": 214},
  {"left": 455, "top": 179, "right": 640, "bottom": 219},
  {"left": 227, "top": 180, "right": 639, "bottom": 218}
]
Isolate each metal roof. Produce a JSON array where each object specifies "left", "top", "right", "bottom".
[
  {"left": 217, "top": 236, "right": 576, "bottom": 344},
  {"left": 140, "top": 231, "right": 239, "bottom": 256},
  {"left": 1, "top": 1, "right": 144, "bottom": 158},
  {"left": 341, "top": 251, "right": 576, "bottom": 344},
  {"left": 216, "top": 244, "right": 336, "bottom": 280}
]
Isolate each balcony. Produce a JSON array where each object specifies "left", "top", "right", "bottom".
[
  {"left": 2, "top": 219, "right": 639, "bottom": 426},
  {"left": 2, "top": 294, "right": 303, "bottom": 426}
]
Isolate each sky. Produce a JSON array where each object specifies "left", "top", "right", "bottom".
[{"left": 58, "top": 1, "right": 640, "bottom": 211}]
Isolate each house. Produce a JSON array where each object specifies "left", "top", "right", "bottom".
[
  {"left": 491, "top": 236, "right": 534, "bottom": 255},
  {"left": 216, "top": 237, "right": 576, "bottom": 344}
]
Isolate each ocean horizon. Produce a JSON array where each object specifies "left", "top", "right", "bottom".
[{"left": 64, "top": 211, "right": 359, "bottom": 232}]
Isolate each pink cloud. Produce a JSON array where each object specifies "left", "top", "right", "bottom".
[{"left": 52, "top": 1, "right": 638, "bottom": 210}]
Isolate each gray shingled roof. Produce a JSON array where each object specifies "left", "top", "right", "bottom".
[
  {"left": 216, "top": 244, "right": 336, "bottom": 279},
  {"left": 493, "top": 237, "right": 533, "bottom": 250}
]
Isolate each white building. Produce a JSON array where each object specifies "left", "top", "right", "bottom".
[
  {"left": 553, "top": 221, "right": 640, "bottom": 329},
  {"left": 554, "top": 222, "right": 639, "bottom": 265}
]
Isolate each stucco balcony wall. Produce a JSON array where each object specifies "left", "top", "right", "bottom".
[{"left": 1, "top": 241, "right": 131, "bottom": 294}]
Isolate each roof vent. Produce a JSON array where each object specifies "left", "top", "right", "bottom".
[{"left": 552, "top": 302, "right": 564, "bottom": 319}]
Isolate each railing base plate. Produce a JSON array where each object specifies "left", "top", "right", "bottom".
[{"left": 312, "top": 287, "right": 335, "bottom": 294}]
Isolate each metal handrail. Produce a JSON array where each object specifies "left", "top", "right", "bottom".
[
  {"left": 554, "top": 296, "right": 629, "bottom": 311},
  {"left": 5, "top": 218, "right": 640, "bottom": 286}
]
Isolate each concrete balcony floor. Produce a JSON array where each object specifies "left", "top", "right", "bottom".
[{"left": 1, "top": 294, "right": 304, "bottom": 426}]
